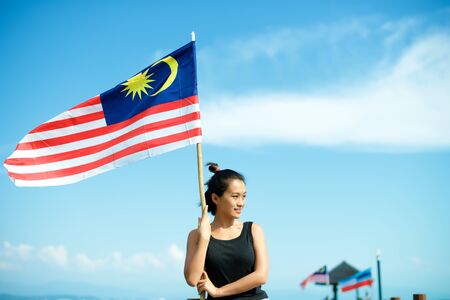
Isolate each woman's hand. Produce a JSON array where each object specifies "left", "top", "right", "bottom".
[
  {"left": 197, "top": 271, "right": 220, "bottom": 297},
  {"left": 197, "top": 205, "right": 211, "bottom": 242}
]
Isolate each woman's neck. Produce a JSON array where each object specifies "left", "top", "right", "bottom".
[{"left": 212, "top": 213, "right": 239, "bottom": 229}]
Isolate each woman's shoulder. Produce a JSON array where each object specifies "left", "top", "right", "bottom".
[
  {"left": 245, "top": 221, "right": 262, "bottom": 228},
  {"left": 249, "top": 222, "right": 265, "bottom": 236},
  {"left": 188, "top": 227, "right": 199, "bottom": 236},
  {"left": 187, "top": 228, "right": 200, "bottom": 242}
]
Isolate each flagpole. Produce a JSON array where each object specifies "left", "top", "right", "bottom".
[
  {"left": 192, "top": 31, "right": 206, "bottom": 211},
  {"left": 192, "top": 31, "right": 207, "bottom": 300},
  {"left": 196, "top": 143, "right": 206, "bottom": 210},
  {"left": 376, "top": 250, "right": 382, "bottom": 300},
  {"left": 196, "top": 143, "right": 207, "bottom": 300}
]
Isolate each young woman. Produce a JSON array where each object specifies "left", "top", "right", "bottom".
[{"left": 184, "top": 163, "right": 269, "bottom": 300}]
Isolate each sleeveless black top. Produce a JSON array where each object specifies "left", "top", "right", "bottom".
[{"left": 205, "top": 222, "right": 268, "bottom": 300}]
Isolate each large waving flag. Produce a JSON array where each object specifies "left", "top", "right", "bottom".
[
  {"left": 4, "top": 42, "right": 202, "bottom": 187},
  {"left": 300, "top": 266, "right": 329, "bottom": 289},
  {"left": 339, "top": 268, "right": 373, "bottom": 292}
]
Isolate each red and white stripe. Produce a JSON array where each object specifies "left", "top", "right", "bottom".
[
  {"left": 4, "top": 95, "right": 202, "bottom": 186},
  {"left": 300, "top": 273, "right": 329, "bottom": 288},
  {"left": 341, "top": 279, "right": 373, "bottom": 292}
]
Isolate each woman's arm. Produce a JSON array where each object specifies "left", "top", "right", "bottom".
[
  {"left": 184, "top": 205, "right": 211, "bottom": 286},
  {"left": 197, "top": 223, "right": 269, "bottom": 297}
]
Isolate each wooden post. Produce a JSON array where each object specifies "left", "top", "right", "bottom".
[
  {"left": 413, "top": 294, "right": 426, "bottom": 300},
  {"left": 196, "top": 142, "right": 206, "bottom": 210},
  {"left": 196, "top": 143, "right": 206, "bottom": 300},
  {"left": 193, "top": 31, "right": 206, "bottom": 300}
]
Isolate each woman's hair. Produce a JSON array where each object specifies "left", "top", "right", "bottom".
[{"left": 204, "top": 162, "right": 245, "bottom": 215}]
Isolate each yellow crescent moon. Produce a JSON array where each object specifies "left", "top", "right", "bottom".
[{"left": 150, "top": 56, "right": 178, "bottom": 97}]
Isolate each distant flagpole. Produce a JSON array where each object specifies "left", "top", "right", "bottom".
[
  {"left": 376, "top": 250, "right": 382, "bottom": 300},
  {"left": 192, "top": 31, "right": 207, "bottom": 300}
]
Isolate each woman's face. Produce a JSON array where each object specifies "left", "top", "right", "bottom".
[{"left": 214, "top": 179, "right": 247, "bottom": 218}]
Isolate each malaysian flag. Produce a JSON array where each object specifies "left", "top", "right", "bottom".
[
  {"left": 339, "top": 268, "right": 373, "bottom": 292},
  {"left": 300, "top": 266, "right": 329, "bottom": 289},
  {"left": 4, "top": 41, "right": 202, "bottom": 187}
]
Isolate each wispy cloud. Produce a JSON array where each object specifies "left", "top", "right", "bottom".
[
  {"left": 168, "top": 244, "right": 184, "bottom": 263},
  {"left": 75, "top": 251, "right": 164, "bottom": 272},
  {"left": 75, "top": 250, "right": 165, "bottom": 272},
  {"left": 197, "top": 17, "right": 392, "bottom": 99},
  {"left": 2, "top": 241, "right": 70, "bottom": 269},
  {"left": 110, "top": 250, "right": 165, "bottom": 271},
  {"left": 75, "top": 253, "right": 107, "bottom": 271},
  {"left": 39, "top": 245, "right": 69, "bottom": 267},
  {"left": 0, "top": 241, "right": 181, "bottom": 273},
  {"left": 381, "top": 17, "right": 421, "bottom": 47},
  {"left": 201, "top": 32, "right": 450, "bottom": 150},
  {"left": 199, "top": 18, "right": 373, "bottom": 67},
  {"left": 76, "top": 250, "right": 166, "bottom": 272},
  {"left": 1, "top": 241, "right": 34, "bottom": 260},
  {"left": 129, "top": 252, "right": 164, "bottom": 269}
]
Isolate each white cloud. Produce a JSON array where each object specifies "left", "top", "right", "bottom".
[
  {"left": 168, "top": 244, "right": 184, "bottom": 262},
  {"left": 75, "top": 248, "right": 172, "bottom": 272},
  {"left": 221, "top": 19, "right": 371, "bottom": 62},
  {"left": 0, "top": 242, "right": 168, "bottom": 273},
  {"left": 202, "top": 33, "right": 450, "bottom": 150},
  {"left": 75, "top": 253, "right": 106, "bottom": 271},
  {"left": 39, "top": 245, "right": 69, "bottom": 267},
  {"left": 130, "top": 252, "right": 164, "bottom": 269},
  {"left": 76, "top": 250, "right": 165, "bottom": 272},
  {"left": 381, "top": 17, "right": 421, "bottom": 47},
  {"left": 111, "top": 251, "right": 123, "bottom": 269},
  {"left": 1, "top": 241, "right": 34, "bottom": 260}
]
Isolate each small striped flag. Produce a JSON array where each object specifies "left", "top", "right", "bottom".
[
  {"left": 339, "top": 268, "right": 373, "bottom": 292},
  {"left": 300, "top": 266, "right": 329, "bottom": 289},
  {"left": 4, "top": 41, "right": 202, "bottom": 187}
]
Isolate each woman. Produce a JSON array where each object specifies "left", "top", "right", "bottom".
[{"left": 184, "top": 163, "right": 269, "bottom": 300}]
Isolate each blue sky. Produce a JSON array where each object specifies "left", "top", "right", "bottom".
[{"left": 1, "top": 1, "right": 450, "bottom": 299}]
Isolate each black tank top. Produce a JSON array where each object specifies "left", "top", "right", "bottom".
[{"left": 205, "top": 222, "right": 268, "bottom": 300}]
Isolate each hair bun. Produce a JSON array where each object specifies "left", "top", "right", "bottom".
[{"left": 206, "top": 162, "right": 220, "bottom": 173}]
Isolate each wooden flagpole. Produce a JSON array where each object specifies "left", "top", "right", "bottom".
[
  {"left": 192, "top": 31, "right": 206, "bottom": 212},
  {"left": 192, "top": 31, "right": 206, "bottom": 300},
  {"left": 196, "top": 143, "right": 207, "bottom": 210}
]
